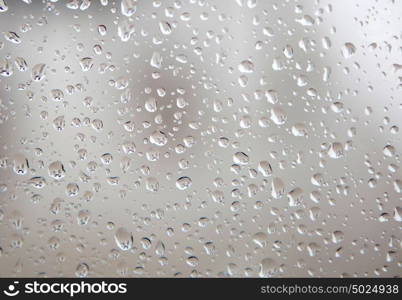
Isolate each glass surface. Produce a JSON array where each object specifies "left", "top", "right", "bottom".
[{"left": 0, "top": 0, "right": 401, "bottom": 277}]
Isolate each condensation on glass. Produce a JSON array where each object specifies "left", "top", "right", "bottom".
[{"left": 0, "top": 0, "right": 401, "bottom": 277}]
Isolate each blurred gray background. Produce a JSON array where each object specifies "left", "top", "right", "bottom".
[{"left": 0, "top": 0, "right": 401, "bottom": 277}]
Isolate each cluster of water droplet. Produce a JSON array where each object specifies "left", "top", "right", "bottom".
[{"left": 0, "top": 0, "right": 401, "bottom": 278}]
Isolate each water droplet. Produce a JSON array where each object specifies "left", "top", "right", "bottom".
[
  {"left": 31, "top": 63, "right": 46, "bottom": 81},
  {"left": 48, "top": 161, "right": 65, "bottom": 180},
  {"left": 341, "top": 42, "right": 356, "bottom": 58},
  {"left": 114, "top": 227, "right": 133, "bottom": 251},
  {"left": 121, "top": 0, "right": 137, "bottom": 17},
  {"left": 233, "top": 152, "right": 249, "bottom": 165},
  {"left": 238, "top": 60, "right": 254, "bottom": 73},
  {"left": 176, "top": 176, "right": 192, "bottom": 190}
]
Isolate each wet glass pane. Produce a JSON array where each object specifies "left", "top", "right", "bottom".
[{"left": 0, "top": 0, "right": 401, "bottom": 277}]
